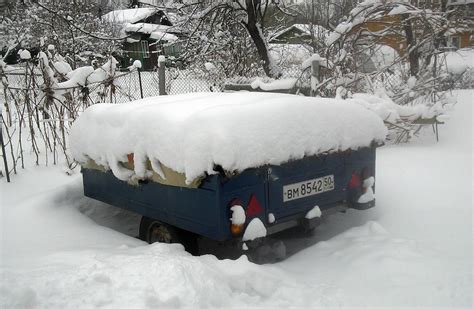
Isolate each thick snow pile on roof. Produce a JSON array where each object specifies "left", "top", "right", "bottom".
[
  {"left": 271, "top": 23, "right": 329, "bottom": 40},
  {"left": 125, "top": 23, "right": 169, "bottom": 34},
  {"left": 70, "top": 92, "right": 386, "bottom": 183},
  {"left": 103, "top": 8, "right": 158, "bottom": 24},
  {"left": 124, "top": 23, "right": 179, "bottom": 41}
]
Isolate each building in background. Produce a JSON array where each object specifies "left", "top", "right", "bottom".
[
  {"left": 446, "top": 0, "right": 474, "bottom": 48},
  {"left": 103, "top": 7, "right": 183, "bottom": 70}
]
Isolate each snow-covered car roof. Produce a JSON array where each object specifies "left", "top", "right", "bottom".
[{"left": 70, "top": 92, "right": 387, "bottom": 183}]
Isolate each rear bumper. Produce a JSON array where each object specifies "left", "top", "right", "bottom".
[
  {"left": 241, "top": 200, "right": 375, "bottom": 262},
  {"left": 266, "top": 199, "right": 375, "bottom": 236}
]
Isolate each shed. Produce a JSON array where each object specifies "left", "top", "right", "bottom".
[{"left": 103, "top": 8, "right": 183, "bottom": 70}]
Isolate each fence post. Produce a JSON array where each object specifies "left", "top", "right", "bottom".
[
  {"left": 0, "top": 115, "right": 10, "bottom": 183},
  {"left": 158, "top": 56, "right": 167, "bottom": 95},
  {"left": 137, "top": 68, "right": 144, "bottom": 99},
  {"left": 311, "top": 58, "right": 320, "bottom": 97}
]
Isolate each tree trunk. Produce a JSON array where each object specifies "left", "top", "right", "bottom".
[
  {"left": 243, "top": 0, "right": 279, "bottom": 78},
  {"left": 401, "top": 14, "right": 419, "bottom": 77}
]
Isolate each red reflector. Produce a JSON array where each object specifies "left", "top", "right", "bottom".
[
  {"left": 348, "top": 171, "right": 361, "bottom": 189},
  {"left": 246, "top": 194, "right": 263, "bottom": 217}
]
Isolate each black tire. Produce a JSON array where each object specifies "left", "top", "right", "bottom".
[{"left": 139, "top": 216, "right": 199, "bottom": 255}]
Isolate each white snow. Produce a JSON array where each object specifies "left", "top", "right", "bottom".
[
  {"left": 250, "top": 77, "right": 297, "bottom": 91},
  {"left": 301, "top": 53, "right": 322, "bottom": 69},
  {"left": 357, "top": 176, "right": 375, "bottom": 203},
  {"left": 124, "top": 23, "right": 178, "bottom": 42},
  {"left": 269, "top": 43, "right": 311, "bottom": 67},
  {"left": 204, "top": 62, "right": 217, "bottom": 72},
  {"left": 442, "top": 49, "right": 474, "bottom": 75},
  {"left": 53, "top": 60, "right": 72, "bottom": 75},
  {"left": 271, "top": 24, "right": 329, "bottom": 41},
  {"left": 388, "top": 5, "right": 409, "bottom": 16},
  {"left": 1, "top": 90, "right": 471, "bottom": 308},
  {"left": 351, "top": 91, "right": 444, "bottom": 123},
  {"left": 158, "top": 55, "right": 166, "bottom": 67},
  {"left": 230, "top": 206, "right": 246, "bottom": 225},
  {"left": 58, "top": 57, "right": 118, "bottom": 89},
  {"left": 149, "top": 31, "right": 178, "bottom": 42},
  {"left": 242, "top": 218, "right": 267, "bottom": 241},
  {"left": 19, "top": 50, "right": 31, "bottom": 60},
  {"left": 326, "top": 22, "right": 352, "bottom": 45},
  {"left": 132, "top": 59, "right": 142, "bottom": 69},
  {"left": 103, "top": 8, "right": 158, "bottom": 24},
  {"left": 70, "top": 92, "right": 387, "bottom": 183},
  {"left": 268, "top": 213, "right": 276, "bottom": 224},
  {"left": 305, "top": 206, "right": 322, "bottom": 219},
  {"left": 407, "top": 76, "right": 417, "bottom": 89}
]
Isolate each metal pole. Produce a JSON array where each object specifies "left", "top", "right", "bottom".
[
  {"left": 311, "top": 58, "right": 320, "bottom": 97},
  {"left": 0, "top": 117, "right": 10, "bottom": 183},
  {"left": 138, "top": 68, "right": 144, "bottom": 99}
]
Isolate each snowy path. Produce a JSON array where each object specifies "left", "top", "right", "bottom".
[{"left": 1, "top": 91, "right": 472, "bottom": 307}]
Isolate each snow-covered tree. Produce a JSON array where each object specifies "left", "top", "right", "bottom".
[
  {"left": 176, "top": 0, "right": 294, "bottom": 78},
  {"left": 0, "top": 1, "right": 120, "bottom": 68}
]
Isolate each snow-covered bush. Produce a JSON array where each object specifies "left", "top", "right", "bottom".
[{"left": 0, "top": 48, "right": 138, "bottom": 173}]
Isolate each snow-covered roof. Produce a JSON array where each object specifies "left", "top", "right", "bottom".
[
  {"left": 70, "top": 92, "right": 387, "bottom": 183},
  {"left": 124, "top": 23, "right": 179, "bottom": 41},
  {"left": 103, "top": 8, "right": 159, "bottom": 24},
  {"left": 447, "top": 0, "right": 474, "bottom": 6},
  {"left": 271, "top": 24, "right": 329, "bottom": 41}
]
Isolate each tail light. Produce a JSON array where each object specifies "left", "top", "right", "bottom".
[
  {"left": 228, "top": 194, "right": 264, "bottom": 236},
  {"left": 348, "top": 167, "right": 375, "bottom": 203},
  {"left": 348, "top": 171, "right": 361, "bottom": 189}
]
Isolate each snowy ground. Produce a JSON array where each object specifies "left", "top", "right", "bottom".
[{"left": 0, "top": 90, "right": 472, "bottom": 307}]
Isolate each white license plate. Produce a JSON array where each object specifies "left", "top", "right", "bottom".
[{"left": 283, "top": 175, "right": 334, "bottom": 202}]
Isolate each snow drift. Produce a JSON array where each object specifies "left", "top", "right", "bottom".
[
  {"left": 70, "top": 92, "right": 387, "bottom": 183},
  {"left": 1, "top": 91, "right": 471, "bottom": 307}
]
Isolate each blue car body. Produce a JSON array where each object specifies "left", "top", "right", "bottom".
[{"left": 82, "top": 146, "right": 377, "bottom": 242}]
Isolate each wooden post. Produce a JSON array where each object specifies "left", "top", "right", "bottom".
[
  {"left": 0, "top": 116, "right": 10, "bottom": 183},
  {"left": 158, "top": 56, "right": 167, "bottom": 96},
  {"left": 138, "top": 68, "right": 144, "bottom": 99}
]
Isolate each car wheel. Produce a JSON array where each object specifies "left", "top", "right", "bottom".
[{"left": 139, "top": 216, "right": 199, "bottom": 255}]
